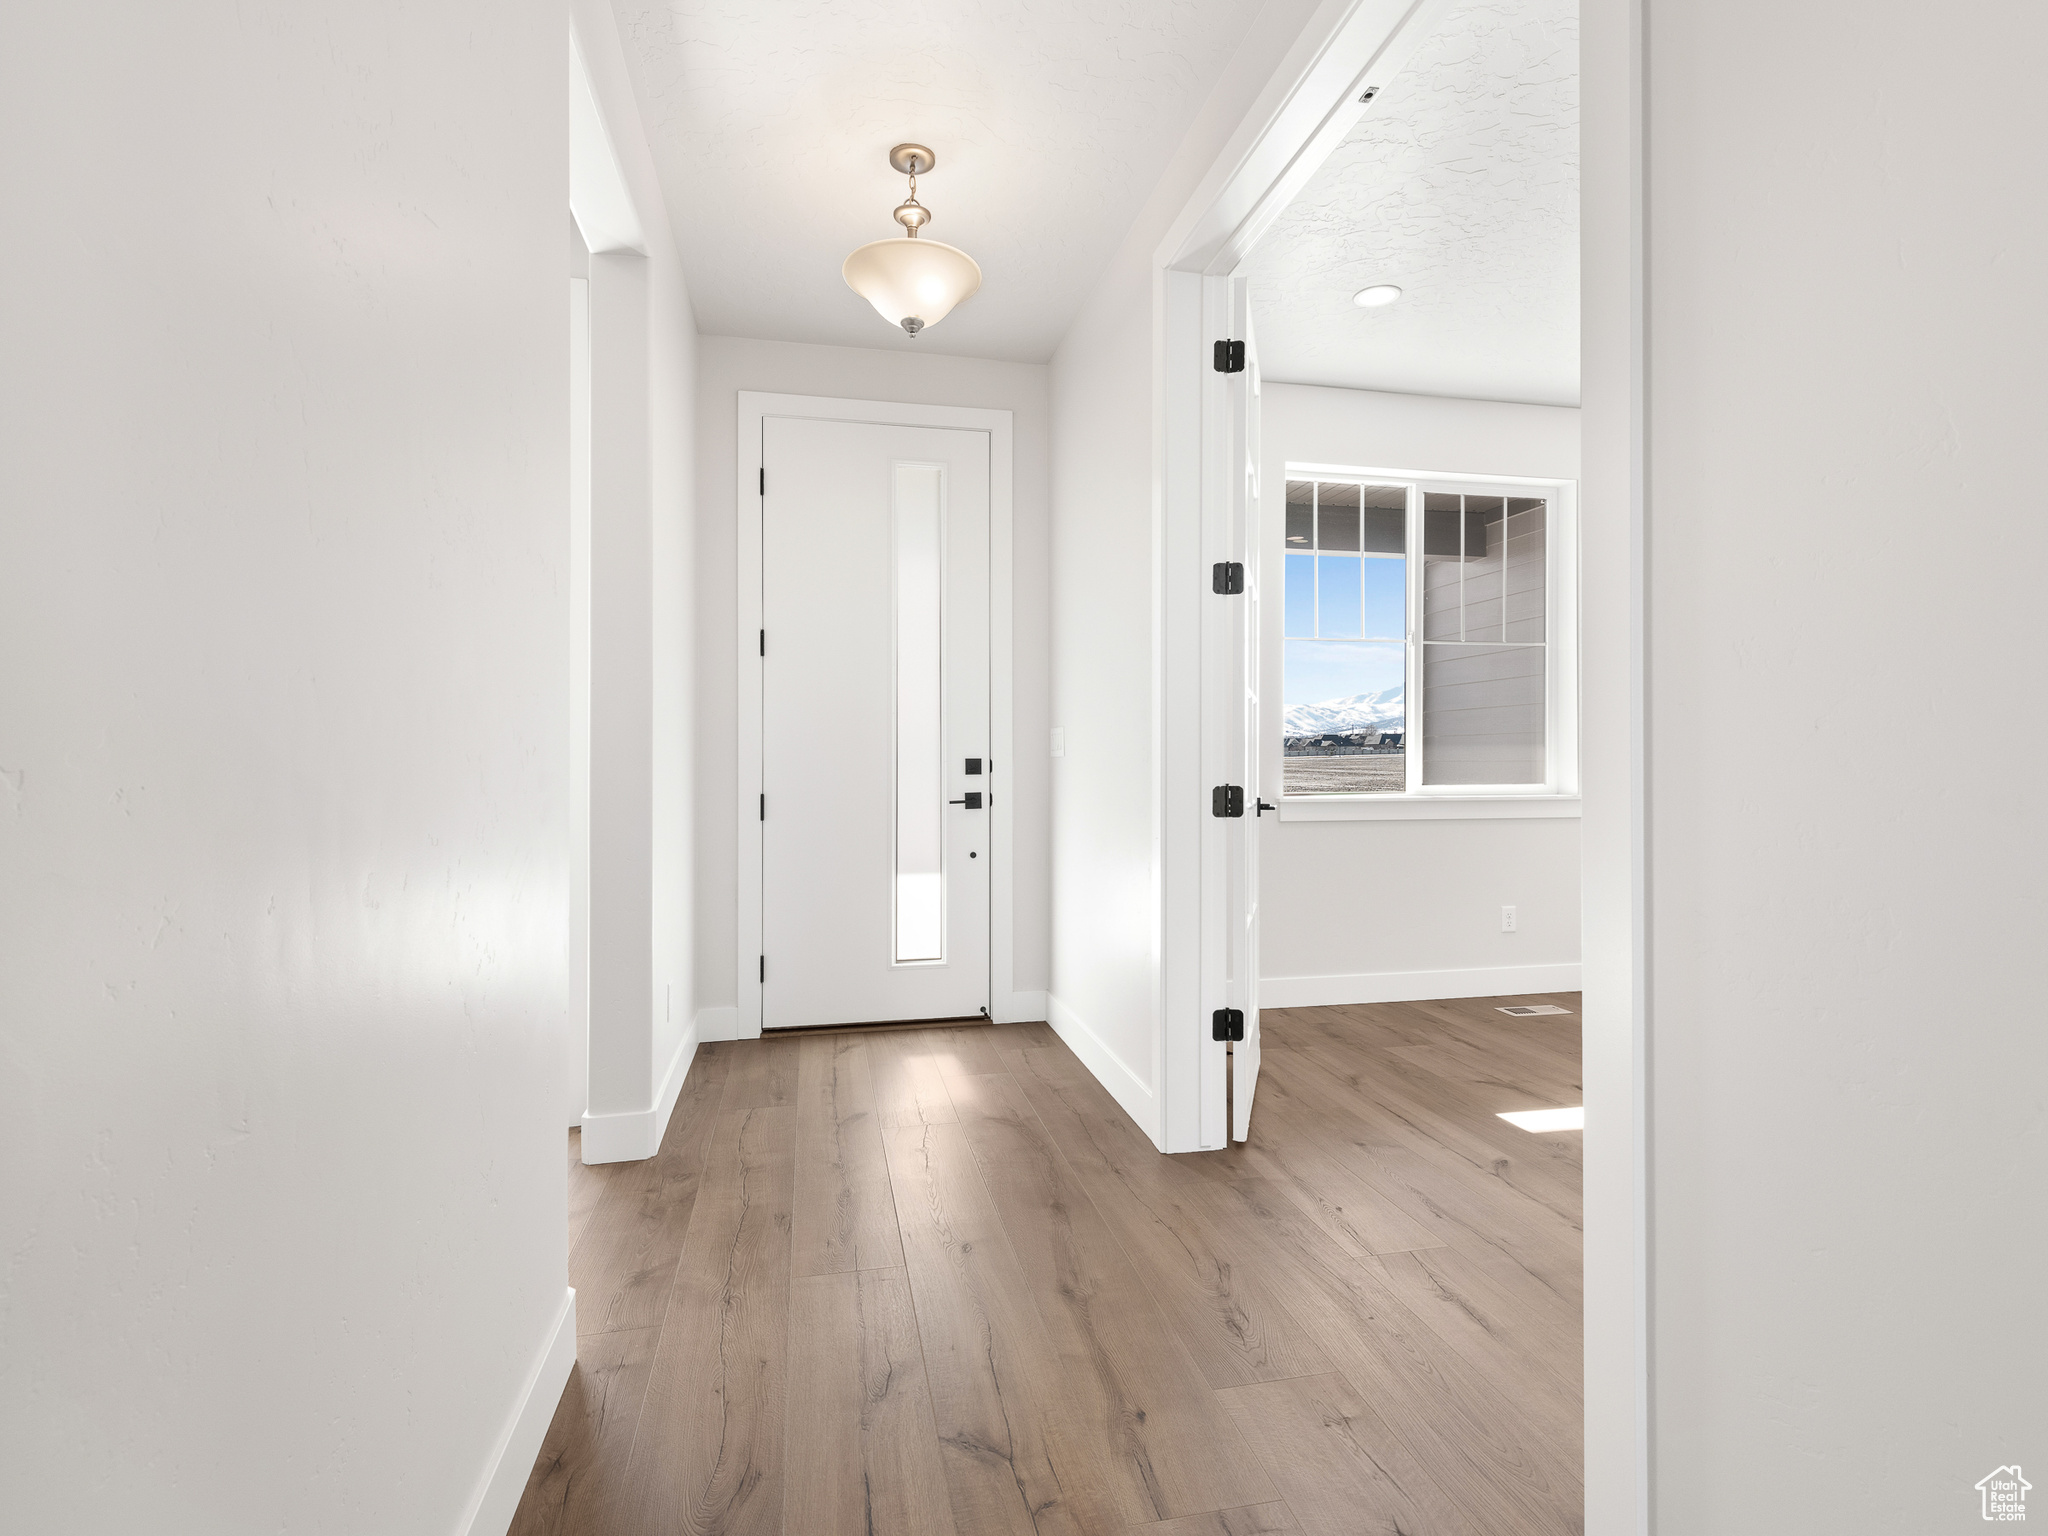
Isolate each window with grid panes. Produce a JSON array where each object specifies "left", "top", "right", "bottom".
[{"left": 1282, "top": 472, "right": 1562, "bottom": 796}]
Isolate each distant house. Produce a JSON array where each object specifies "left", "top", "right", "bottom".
[{"left": 1282, "top": 728, "right": 1405, "bottom": 757}]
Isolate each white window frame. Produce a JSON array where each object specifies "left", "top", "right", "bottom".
[{"left": 1272, "top": 461, "right": 1579, "bottom": 821}]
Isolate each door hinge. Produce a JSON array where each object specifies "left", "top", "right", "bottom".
[
  {"left": 1212, "top": 1007, "right": 1245, "bottom": 1042},
  {"left": 759, "top": 955, "right": 765, "bottom": 982},
  {"left": 1212, "top": 339, "right": 1245, "bottom": 374},
  {"left": 759, "top": 793, "right": 765, "bottom": 821},
  {"left": 759, "top": 628, "right": 765, "bottom": 656},
  {"left": 1212, "top": 561, "right": 1244, "bottom": 594},
  {"left": 1211, "top": 784, "right": 1245, "bottom": 818},
  {"left": 759, "top": 467, "right": 765, "bottom": 495}
]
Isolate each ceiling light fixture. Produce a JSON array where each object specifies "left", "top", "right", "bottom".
[
  {"left": 842, "top": 144, "right": 983, "bottom": 337},
  {"left": 1353, "top": 284, "right": 1403, "bottom": 308}
]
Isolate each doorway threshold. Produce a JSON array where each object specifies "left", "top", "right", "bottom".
[{"left": 761, "top": 1013, "right": 992, "bottom": 1038}]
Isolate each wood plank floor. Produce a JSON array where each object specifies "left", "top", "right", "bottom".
[{"left": 511, "top": 997, "right": 1583, "bottom": 1536}]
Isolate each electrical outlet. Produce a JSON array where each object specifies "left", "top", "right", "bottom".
[{"left": 1501, "top": 905, "right": 1517, "bottom": 933}]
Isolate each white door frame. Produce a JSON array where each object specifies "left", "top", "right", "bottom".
[
  {"left": 1155, "top": 0, "right": 1462, "bottom": 1156},
  {"left": 736, "top": 391, "right": 1019, "bottom": 1039},
  {"left": 1150, "top": 0, "right": 1647, "bottom": 1531}
]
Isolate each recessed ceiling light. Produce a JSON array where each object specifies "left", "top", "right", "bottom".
[
  {"left": 1353, "top": 284, "right": 1402, "bottom": 308},
  {"left": 1498, "top": 1106, "right": 1584, "bottom": 1133}
]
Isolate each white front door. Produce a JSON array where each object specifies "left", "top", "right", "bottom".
[{"left": 759, "top": 416, "right": 992, "bottom": 1029}]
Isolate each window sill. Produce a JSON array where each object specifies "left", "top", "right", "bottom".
[{"left": 1277, "top": 794, "right": 1581, "bottom": 822}]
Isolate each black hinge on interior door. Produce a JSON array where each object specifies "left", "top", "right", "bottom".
[
  {"left": 1212, "top": 339, "right": 1245, "bottom": 374},
  {"left": 1211, "top": 785, "right": 1245, "bottom": 818},
  {"left": 1212, "top": 561, "right": 1244, "bottom": 594},
  {"left": 759, "top": 794, "right": 765, "bottom": 821},
  {"left": 1212, "top": 1007, "right": 1245, "bottom": 1042},
  {"left": 759, "top": 955, "right": 765, "bottom": 983},
  {"left": 759, "top": 467, "right": 765, "bottom": 495}
]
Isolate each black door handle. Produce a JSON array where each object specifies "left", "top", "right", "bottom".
[
  {"left": 1256, "top": 800, "right": 1277, "bottom": 815},
  {"left": 949, "top": 792, "right": 984, "bottom": 809}
]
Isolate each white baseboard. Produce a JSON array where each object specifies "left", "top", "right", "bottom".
[
  {"left": 693, "top": 1000, "right": 1035, "bottom": 1032},
  {"left": 456, "top": 1286, "right": 576, "bottom": 1536},
  {"left": 648, "top": 1021, "right": 696, "bottom": 1151},
  {"left": 1045, "top": 991, "right": 1158, "bottom": 1142},
  {"left": 580, "top": 1017, "right": 699, "bottom": 1164},
  {"left": 1260, "top": 961, "right": 1583, "bottom": 1009},
  {"left": 993, "top": 989, "right": 1048, "bottom": 1024}
]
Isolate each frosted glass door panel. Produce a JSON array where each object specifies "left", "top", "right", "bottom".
[{"left": 893, "top": 465, "right": 944, "bottom": 963}]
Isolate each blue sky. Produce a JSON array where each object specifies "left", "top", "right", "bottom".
[
  {"left": 1284, "top": 639, "right": 1404, "bottom": 707},
  {"left": 1285, "top": 552, "right": 1405, "bottom": 641}
]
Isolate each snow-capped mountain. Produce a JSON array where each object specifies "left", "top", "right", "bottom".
[{"left": 1282, "top": 686, "right": 1405, "bottom": 738}]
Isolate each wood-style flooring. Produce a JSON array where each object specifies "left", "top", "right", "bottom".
[{"left": 512, "top": 995, "right": 1583, "bottom": 1536}]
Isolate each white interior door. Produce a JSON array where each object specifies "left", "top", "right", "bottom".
[
  {"left": 1199, "top": 273, "right": 1264, "bottom": 1143},
  {"left": 760, "top": 416, "right": 992, "bottom": 1029},
  {"left": 1234, "top": 296, "right": 1263, "bottom": 1142}
]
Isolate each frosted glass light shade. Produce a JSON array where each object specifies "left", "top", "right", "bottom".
[{"left": 842, "top": 237, "right": 983, "bottom": 334}]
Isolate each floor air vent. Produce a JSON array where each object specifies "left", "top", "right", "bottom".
[{"left": 1497, "top": 1004, "right": 1572, "bottom": 1017}]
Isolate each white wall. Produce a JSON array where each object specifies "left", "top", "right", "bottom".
[
  {"left": 571, "top": 0, "right": 702, "bottom": 1162},
  {"left": 1261, "top": 818, "right": 1578, "bottom": 997},
  {"left": 1616, "top": 3, "right": 2048, "bottom": 1530},
  {"left": 0, "top": 3, "right": 570, "bottom": 1531},
  {"left": 1047, "top": 0, "right": 1324, "bottom": 1142},
  {"left": 1257, "top": 383, "right": 1581, "bottom": 1000},
  {"left": 585, "top": 246, "right": 657, "bottom": 1129},
  {"left": 692, "top": 335, "right": 1052, "bottom": 1020}
]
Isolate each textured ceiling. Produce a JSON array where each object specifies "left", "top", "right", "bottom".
[
  {"left": 612, "top": 0, "right": 1267, "bottom": 362},
  {"left": 1245, "top": 0, "right": 1579, "bottom": 406}
]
